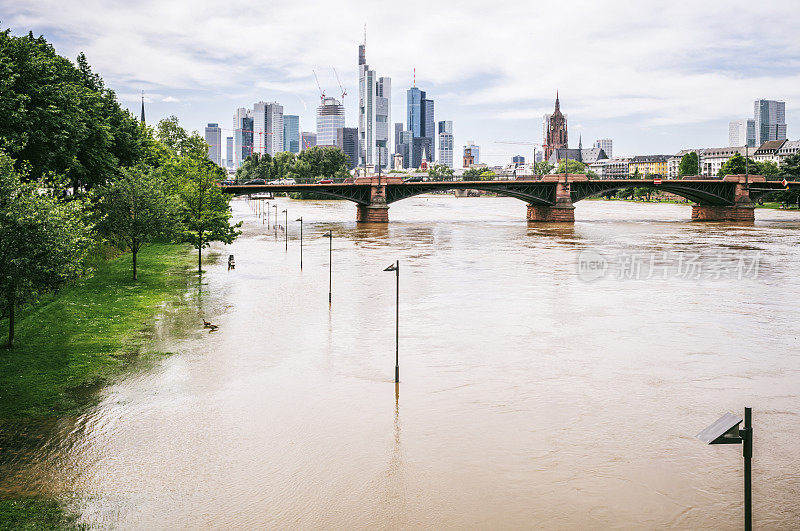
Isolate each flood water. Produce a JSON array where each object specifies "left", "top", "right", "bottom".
[{"left": 2, "top": 196, "right": 800, "bottom": 529}]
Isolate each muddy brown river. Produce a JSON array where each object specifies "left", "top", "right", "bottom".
[{"left": 2, "top": 196, "right": 799, "bottom": 529}]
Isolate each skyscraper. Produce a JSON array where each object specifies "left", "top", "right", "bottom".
[
  {"left": 594, "top": 138, "right": 613, "bottom": 158},
  {"left": 358, "top": 40, "right": 391, "bottom": 168},
  {"left": 438, "top": 120, "right": 453, "bottom": 168},
  {"left": 543, "top": 93, "right": 568, "bottom": 160},
  {"left": 393, "top": 122, "right": 404, "bottom": 168},
  {"left": 204, "top": 123, "right": 222, "bottom": 166},
  {"left": 316, "top": 97, "right": 345, "bottom": 146},
  {"left": 283, "top": 115, "right": 300, "bottom": 153},
  {"left": 397, "top": 130, "right": 412, "bottom": 169},
  {"left": 424, "top": 97, "right": 435, "bottom": 161},
  {"left": 226, "top": 136, "right": 233, "bottom": 169},
  {"left": 233, "top": 107, "right": 253, "bottom": 167},
  {"left": 337, "top": 127, "right": 359, "bottom": 169},
  {"left": 753, "top": 99, "right": 786, "bottom": 145},
  {"left": 406, "top": 87, "right": 435, "bottom": 166},
  {"left": 729, "top": 119, "right": 756, "bottom": 147},
  {"left": 253, "top": 101, "right": 284, "bottom": 155}
]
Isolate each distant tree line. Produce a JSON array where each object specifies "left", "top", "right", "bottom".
[
  {"left": 0, "top": 28, "right": 240, "bottom": 348},
  {"left": 235, "top": 146, "right": 349, "bottom": 183}
]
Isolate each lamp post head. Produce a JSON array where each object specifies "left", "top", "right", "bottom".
[
  {"left": 384, "top": 263, "right": 398, "bottom": 272},
  {"left": 282, "top": 209, "right": 287, "bottom": 213},
  {"left": 697, "top": 412, "right": 743, "bottom": 445},
  {"left": 295, "top": 217, "right": 302, "bottom": 222},
  {"left": 322, "top": 231, "right": 331, "bottom": 237}
]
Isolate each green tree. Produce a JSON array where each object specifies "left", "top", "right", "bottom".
[
  {"left": 0, "top": 30, "right": 152, "bottom": 195},
  {"left": 781, "top": 152, "right": 800, "bottom": 176},
  {"left": 556, "top": 159, "right": 587, "bottom": 174},
  {"left": 236, "top": 152, "right": 272, "bottom": 182},
  {"left": 427, "top": 163, "right": 454, "bottom": 181},
  {"left": 0, "top": 152, "right": 94, "bottom": 347},
  {"left": 757, "top": 160, "right": 780, "bottom": 176},
  {"left": 533, "top": 161, "right": 554, "bottom": 175},
  {"left": 97, "top": 165, "right": 176, "bottom": 280},
  {"left": 462, "top": 167, "right": 484, "bottom": 179},
  {"left": 678, "top": 152, "right": 699, "bottom": 177},
  {"left": 272, "top": 151, "right": 296, "bottom": 181},
  {"left": 177, "top": 157, "right": 241, "bottom": 274}
]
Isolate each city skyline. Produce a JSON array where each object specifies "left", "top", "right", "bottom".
[{"left": 5, "top": 1, "right": 800, "bottom": 164}]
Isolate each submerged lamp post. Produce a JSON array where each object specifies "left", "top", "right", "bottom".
[
  {"left": 383, "top": 260, "right": 400, "bottom": 383},
  {"left": 265, "top": 201, "right": 270, "bottom": 228},
  {"left": 322, "top": 231, "right": 332, "bottom": 304},
  {"left": 295, "top": 217, "right": 303, "bottom": 269},
  {"left": 273, "top": 205, "right": 278, "bottom": 236},
  {"left": 281, "top": 209, "right": 288, "bottom": 251},
  {"left": 697, "top": 407, "right": 753, "bottom": 531}
]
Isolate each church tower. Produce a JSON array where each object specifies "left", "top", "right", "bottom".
[{"left": 543, "top": 92, "right": 568, "bottom": 160}]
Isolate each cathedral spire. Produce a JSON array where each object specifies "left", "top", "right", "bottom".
[
  {"left": 578, "top": 134, "right": 582, "bottom": 150},
  {"left": 555, "top": 91, "right": 560, "bottom": 111},
  {"left": 140, "top": 91, "right": 146, "bottom": 124}
]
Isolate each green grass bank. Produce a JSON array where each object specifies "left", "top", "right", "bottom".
[
  {"left": 0, "top": 243, "right": 195, "bottom": 419},
  {"left": 1, "top": 243, "right": 195, "bottom": 528}
]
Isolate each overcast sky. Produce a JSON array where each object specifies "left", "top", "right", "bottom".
[{"left": 4, "top": 0, "right": 800, "bottom": 164}]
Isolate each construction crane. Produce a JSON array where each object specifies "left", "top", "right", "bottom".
[
  {"left": 312, "top": 69, "right": 325, "bottom": 104},
  {"left": 332, "top": 67, "right": 347, "bottom": 104}
]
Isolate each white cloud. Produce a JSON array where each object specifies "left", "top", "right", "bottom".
[{"left": 4, "top": 0, "right": 800, "bottom": 163}]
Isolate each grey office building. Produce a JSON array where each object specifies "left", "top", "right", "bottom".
[
  {"left": 407, "top": 87, "right": 435, "bottom": 167},
  {"left": 233, "top": 107, "right": 253, "bottom": 167},
  {"left": 337, "top": 127, "right": 359, "bottom": 169},
  {"left": 205, "top": 123, "right": 222, "bottom": 166},
  {"left": 412, "top": 137, "right": 432, "bottom": 169},
  {"left": 226, "top": 136, "right": 233, "bottom": 168},
  {"left": 754, "top": 99, "right": 786, "bottom": 145},
  {"left": 437, "top": 120, "right": 453, "bottom": 168}
]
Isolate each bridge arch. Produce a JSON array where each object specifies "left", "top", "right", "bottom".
[{"left": 570, "top": 181, "right": 735, "bottom": 206}]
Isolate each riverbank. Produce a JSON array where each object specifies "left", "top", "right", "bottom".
[
  {"left": 0, "top": 243, "right": 196, "bottom": 418},
  {"left": 0, "top": 243, "right": 196, "bottom": 528}
]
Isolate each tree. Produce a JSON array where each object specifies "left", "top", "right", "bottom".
[
  {"left": 427, "top": 163, "right": 454, "bottom": 181},
  {"left": 0, "top": 30, "right": 152, "bottom": 195},
  {"left": 0, "top": 151, "right": 94, "bottom": 347},
  {"left": 236, "top": 152, "right": 271, "bottom": 183},
  {"left": 97, "top": 165, "right": 176, "bottom": 280},
  {"left": 177, "top": 157, "right": 241, "bottom": 274},
  {"left": 272, "top": 151, "right": 296, "bottom": 181},
  {"left": 556, "top": 159, "right": 587, "bottom": 174},
  {"left": 533, "top": 161, "right": 554, "bottom": 176},
  {"left": 678, "top": 152, "right": 699, "bottom": 177},
  {"left": 462, "top": 167, "right": 484, "bottom": 179},
  {"left": 782, "top": 152, "right": 800, "bottom": 177}
]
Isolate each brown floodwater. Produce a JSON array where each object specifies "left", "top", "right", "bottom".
[{"left": 2, "top": 196, "right": 800, "bottom": 529}]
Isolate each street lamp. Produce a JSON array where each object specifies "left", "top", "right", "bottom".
[
  {"left": 265, "top": 201, "right": 270, "bottom": 228},
  {"left": 383, "top": 260, "right": 399, "bottom": 383},
  {"left": 322, "top": 231, "right": 332, "bottom": 304},
  {"left": 697, "top": 407, "right": 754, "bottom": 531},
  {"left": 282, "top": 209, "right": 288, "bottom": 251},
  {"left": 295, "top": 217, "right": 303, "bottom": 269},
  {"left": 273, "top": 204, "right": 278, "bottom": 238}
]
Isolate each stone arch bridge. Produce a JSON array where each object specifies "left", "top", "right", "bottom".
[{"left": 223, "top": 174, "right": 798, "bottom": 223}]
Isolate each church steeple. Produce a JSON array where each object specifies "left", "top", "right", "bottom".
[
  {"left": 578, "top": 134, "right": 582, "bottom": 150},
  {"left": 555, "top": 91, "right": 560, "bottom": 111},
  {"left": 140, "top": 91, "right": 146, "bottom": 124}
]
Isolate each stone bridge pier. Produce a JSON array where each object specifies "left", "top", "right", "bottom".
[
  {"left": 354, "top": 174, "right": 402, "bottom": 223},
  {"left": 691, "top": 175, "right": 761, "bottom": 222},
  {"left": 526, "top": 174, "right": 586, "bottom": 222}
]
